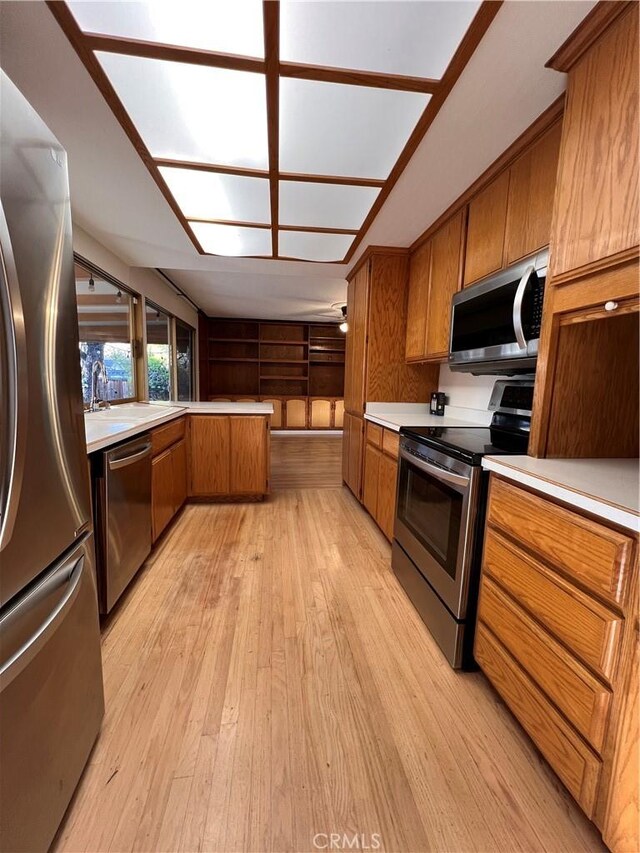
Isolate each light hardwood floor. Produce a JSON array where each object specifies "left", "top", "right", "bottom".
[
  {"left": 270, "top": 435, "right": 343, "bottom": 489},
  {"left": 53, "top": 468, "right": 603, "bottom": 851}
]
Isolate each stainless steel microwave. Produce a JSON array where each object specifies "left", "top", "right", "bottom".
[{"left": 448, "top": 250, "right": 548, "bottom": 374}]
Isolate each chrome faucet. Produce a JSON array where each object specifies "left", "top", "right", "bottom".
[{"left": 89, "top": 360, "right": 110, "bottom": 412}]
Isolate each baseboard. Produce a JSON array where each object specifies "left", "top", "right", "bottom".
[{"left": 272, "top": 430, "right": 343, "bottom": 436}]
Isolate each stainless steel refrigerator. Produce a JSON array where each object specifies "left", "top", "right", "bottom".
[{"left": 0, "top": 71, "right": 104, "bottom": 852}]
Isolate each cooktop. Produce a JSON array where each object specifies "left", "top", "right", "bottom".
[{"left": 400, "top": 422, "right": 530, "bottom": 465}]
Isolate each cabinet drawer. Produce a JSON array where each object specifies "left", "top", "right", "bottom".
[
  {"left": 475, "top": 624, "right": 602, "bottom": 818},
  {"left": 488, "top": 477, "right": 634, "bottom": 607},
  {"left": 483, "top": 531, "right": 623, "bottom": 682},
  {"left": 382, "top": 429, "right": 400, "bottom": 459},
  {"left": 366, "top": 421, "right": 383, "bottom": 448},
  {"left": 478, "top": 576, "right": 612, "bottom": 752},
  {"left": 151, "top": 417, "right": 186, "bottom": 457}
]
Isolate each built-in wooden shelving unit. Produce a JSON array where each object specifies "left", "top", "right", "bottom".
[{"left": 199, "top": 317, "right": 345, "bottom": 400}]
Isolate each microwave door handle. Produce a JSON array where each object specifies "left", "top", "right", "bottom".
[{"left": 513, "top": 264, "right": 535, "bottom": 351}]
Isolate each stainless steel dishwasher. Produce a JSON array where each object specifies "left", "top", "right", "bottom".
[{"left": 94, "top": 433, "right": 152, "bottom": 614}]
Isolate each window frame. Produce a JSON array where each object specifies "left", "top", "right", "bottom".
[
  {"left": 144, "top": 299, "right": 174, "bottom": 402},
  {"left": 173, "top": 318, "right": 196, "bottom": 402},
  {"left": 74, "top": 254, "right": 141, "bottom": 407}
]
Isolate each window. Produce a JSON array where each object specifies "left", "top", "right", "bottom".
[
  {"left": 75, "top": 261, "right": 136, "bottom": 405},
  {"left": 175, "top": 320, "right": 194, "bottom": 402},
  {"left": 146, "top": 303, "right": 172, "bottom": 400}
]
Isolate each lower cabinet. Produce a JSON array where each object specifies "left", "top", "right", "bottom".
[
  {"left": 188, "top": 415, "right": 270, "bottom": 498},
  {"left": 342, "top": 412, "right": 364, "bottom": 500},
  {"left": 362, "top": 422, "right": 399, "bottom": 540},
  {"left": 151, "top": 437, "right": 187, "bottom": 543},
  {"left": 476, "top": 475, "right": 638, "bottom": 850}
]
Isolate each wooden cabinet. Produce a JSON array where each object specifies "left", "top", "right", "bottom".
[
  {"left": 405, "top": 242, "right": 431, "bottom": 360},
  {"left": 343, "top": 249, "right": 438, "bottom": 500},
  {"left": 548, "top": 4, "right": 639, "bottom": 283},
  {"left": 406, "top": 212, "right": 465, "bottom": 362},
  {"left": 189, "top": 415, "right": 230, "bottom": 496},
  {"left": 261, "top": 397, "right": 282, "bottom": 428},
  {"left": 361, "top": 422, "right": 399, "bottom": 541},
  {"left": 476, "top": 474, "right": 638, "bottom": 849},
  {"left": 425, "top": 211, "right": 465, "bottom": 358},
  {"left": 284, "top": 397, "right": 307, "bottom": 429},
  {"left": 188, "top": 415, "right": 269, "bottom": 498},
  {"left": 505, "top": 120, "right": 563, "bottom": 265},
  {"left": 150, "top": 420, "right": 187, "bottom": 543},
  {"left": 463, "top": 171, "right": 510, "bottom": 286},
  {"left": 334, "top": 399, "right": 344, "bottom": 429},
  {"left": 342, "top": 412, "right": 364, "bottom": 500},
  {"left": 463, "top": 121, "right": 561, "bottom": 287},
  {"left": 529, "top": 6, "right": 639, "bottom": 459}
]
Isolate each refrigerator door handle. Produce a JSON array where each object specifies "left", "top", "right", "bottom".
[
  {"left": 0, "top": 201, "right": 28, "bottom": 553},
  {"left": 0, "top": 551, "right": 85, "bottom": 691}
]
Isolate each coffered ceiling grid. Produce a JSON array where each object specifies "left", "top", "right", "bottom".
[{"left": 47, "top": 0, "right": 502, "bottom": 262}]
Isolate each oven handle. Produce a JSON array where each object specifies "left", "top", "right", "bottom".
[
  {"left": 400, "top": 447, "right": 471, "bottom": 488},
  {"left": 513, "top": 264, "right": 535, "bottom": 350}
]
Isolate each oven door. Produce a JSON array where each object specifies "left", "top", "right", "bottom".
[{"left": 395, "top": 445, "right": 480, "bottom": 619}]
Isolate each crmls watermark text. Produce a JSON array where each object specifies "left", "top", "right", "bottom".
[{"left": 312, "top": 832, "right": 382, "bottom": 850}]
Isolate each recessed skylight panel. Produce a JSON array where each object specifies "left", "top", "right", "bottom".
[
  {"left": 96, "top": 53, "right": 269, "bottom": 169},
  {"left": 159, "top": 167, "right": 271, "bottom": 223},
  {"left": 279, "top": 181, "right": 379, "bottom": 230},
  {"left": 280, "top": 78, "right": 428, "bottom": 179},
  {"left": 280, "top": 1, "right": 481, "bottom": 79},
  {"left": 68, "top": 0, "right": 265, "bottom": 57},
  {"left": 279, "top": 231, "right": 354, "bottom": 262},
  {"left": 190, "top": 222, "right": 272, "bottom": 257}
]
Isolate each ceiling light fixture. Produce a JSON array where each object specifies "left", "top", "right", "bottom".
[
  {"left": 339, "top": 305, "right": 348, "bottom": 333},
  {"left": 88, "top": 275, "right": 95, "bottom": 293},
  {"left": 115, "top": 290, "right": 123, "bottom": 304}
]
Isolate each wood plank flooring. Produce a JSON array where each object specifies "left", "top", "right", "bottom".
[
  {"left": 53, "top": 450, "right": 603, "bottom": 852},
  {"left": 271, "top": 435, "right": 343, "bottom": 489}
]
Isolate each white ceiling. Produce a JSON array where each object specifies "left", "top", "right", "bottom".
[{"left": 0, "top": 1, "right": 595, "bottom": 320}]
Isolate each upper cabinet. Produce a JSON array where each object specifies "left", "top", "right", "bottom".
[
  {"left": 463, "top": 171, "right": 510, "bottom": 286},
  {"left": 464, "top": 122, "right": 562, "bottom": 287},
  {"left": 505, "top": 120, "right": 563, "bottom": 265},
  {"left": 548, "top": 4, "right": 639, "bottom": 283},
  {"left": 406, "top": 212, "right": 465, "bottom": 362},
  {"left": 426, "top": 211, "right": 466, "bottom": 358},
  {"left": 344, "top": 251, "right": 438, "bottom": 415},
  {"left": 405, "top": 242, "right": 431, "bottom": 361}
]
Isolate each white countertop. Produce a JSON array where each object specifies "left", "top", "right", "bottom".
[
  {"left": 364, "top": 403, "right": 490, "bottom": 432},
  {"left": 84, "top": 401, "right": 273, "bottom": 454},
  {"left": 482, "top": 456, "right": 640, "bottom": 533}
]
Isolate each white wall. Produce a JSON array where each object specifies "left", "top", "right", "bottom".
[
  {"left": 73, "top": 224, "right": 198, "bottom": 328},
  {"left": 438, "top": 364, "right": 509, "bottom": 412},
  {"left": 73, "top": 224, "right": 200, "bottom": 398}
]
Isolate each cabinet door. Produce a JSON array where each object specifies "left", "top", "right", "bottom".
[
  {"left": 345, "top": 414, "right": 364, "bottom": 499},
  {"left": 334, "top": 399, "right": 344, "bottom": 429},
  {"left": 151, "top": 448, "right": 174, "bottom": 542},
  {"left": 285, "top": 398, "right": 307, "bottom": 429},
  {"left": 376, "top": 453, "right": 398, "bottom": 541},
  {"left": 342, "top": 412, "right": 352, "bottom": 483},
  {"left": 344, "top": 264, "right": 369, "bottom": 413},
  {"left": 230, "top": 416, "right": 268, "bottom": 494},
  {"left": 171, "top": 438, "right": 187, "bottom": 515},
  {"left": 405, "top": 241, "right": 431, "bottom": 360},
  {"left": 310, "top": 398, "right": 332, "bottom": 428},
  {"left": 505, "top": 121, "right": 562, "bottom": 265},
  {"left": 550, "top": 6, "right": 638, "bottom": 281},
  {"left": 425, "top": 211, "right": 465, "bottom": 358},
  {"left": 189, "top": 416, "right": 230, "bottom": 496},
  {"left": 363, "top": 443, "right": 380, "bottom": 518},
  {"left": 464, "top": 170, "right": 510, "bottom": 286},
  {"left": 262, "top": 397, "right": 283, "bottom": 428}
]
